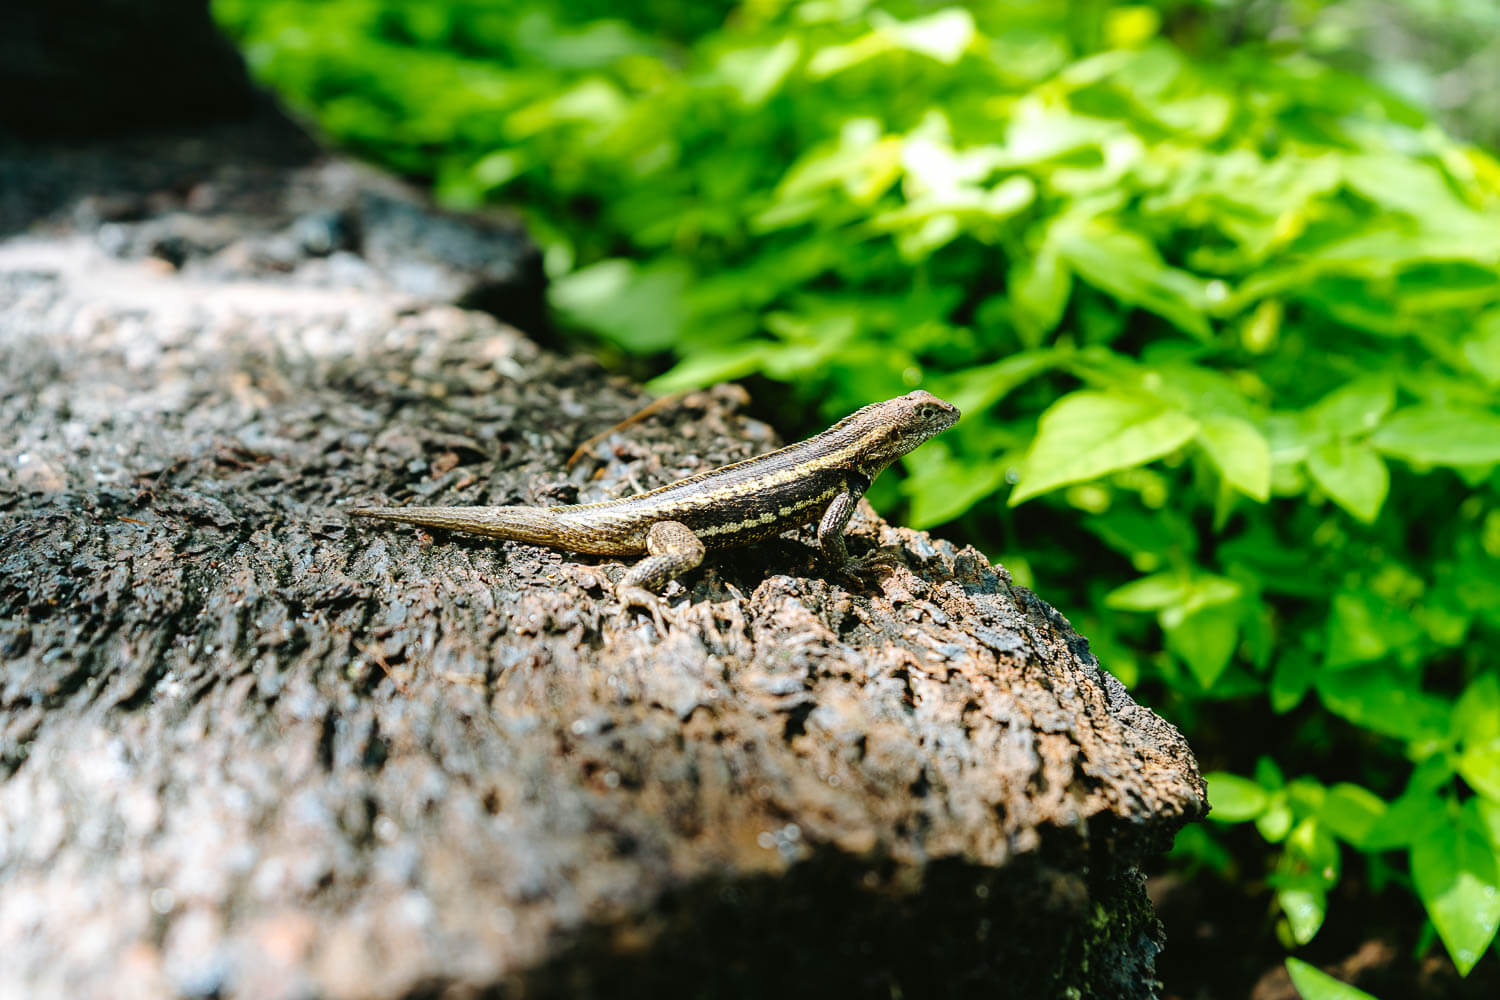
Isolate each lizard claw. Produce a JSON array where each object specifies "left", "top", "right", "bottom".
[
  {"left": 842, "top": 549, "right": 903, "bottom": 581},
  {"left": 615, "top": 584, "right": 668, "bottom": 633}
]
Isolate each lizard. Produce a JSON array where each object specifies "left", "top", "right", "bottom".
[{"left": 347, "top": 389, "right": 960, "bottom": 620}]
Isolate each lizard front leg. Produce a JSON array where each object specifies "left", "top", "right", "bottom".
[
  {"left": 817, "top": 487, "right": 861, "bottom": 568},
  {"left": 818, "top": 474, "right": 894, "bottom": 578},
  {"left": 817, "top": 471, "right": 875, "bottom": 567},
  {"left": 615, "top": 520, "right": 706, "bottom": 628}
]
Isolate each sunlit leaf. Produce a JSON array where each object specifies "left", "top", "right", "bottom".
[
  {"left": 875, "top": 7, "right": 976, "bottom": 64},
  {"left": 1009, "top": 245, "right": 1073, "bottom": 347},
  {"left": 1363, "top": 785, "right": 1448, "bottom": 851},
  {"left": 1464, "top": 310, "right": 1500, "bottom": 386},
  {"left": 1460, "top": 742, "right": 1500, "bottom": 802},
  {"left": 1453, "top": 673, "right": 1500, "bottom": 746},
  {"left": 549, "top": 257, "right": 694, "bottom": 352},
  {"left": 1411, "top": 802, "right": 1500, "bottom": 976},
  {"left": 1323, "top": 590, "right": 1420, "bottom": 669},
  {"left": 1285, "top": 958, "right": 1379, "bottom": 1000},
  {"left": 1054, "top": 221, "right": 1212, "bottom": 339},
  {"left": 1316, "top": 668, "right": 1450, "bottom": 742},
  {"left": 1010, "top": 392, "right": 1199, "bottom": 505},
  {"left": 1105, "top": 572, "right": 1189, "bottom": 611},
  {"left": 716, "top": 37, "right": 801, "bottom": 106},
  {"left": 808, "top": 7, "right": 975, "bottom": 77},
  {"left": 941, "top": 350, "right": 1063, "bottom": 415},
  {"left": 1196, "top": 415, "right": 1271, "bottom": 501},
  {"left": 900, "top": 441, "right": 1010, "bottom": 528},
  {"left": 1343, "top": 152, "right": 1472, "bottom": 221},
  {"left": 1205, "top": 772, "right": 1268, "bottom": 821},
  {"left": 1477, "top": 798, "right": 1500, "bottom": 853},
  {"left": 1307, "top": 439, "right": 1388, "bottom": 523},
  {"left": 1258, "top": 792, "right": 1294, "bottom": 842},
  {"left": 1372, "top": 407, "right": 1500, "bottom": 466},
  {"left": 1278, "top": 884, "right": 1327, "bottom": 945},
  {"left": 1307, "top": 375, "right": 1395, "bottom": 438},
  {"left": 1319, "top": 783, "right": 1387, "bottom": 849},
  {"left": 1271, "top": 656, "right": 1314, "bottom": 713},
  {"left": 1165, "top": 602, "right": 1240, "bottom": 688}
]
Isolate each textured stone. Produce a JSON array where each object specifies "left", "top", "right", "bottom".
[{"left": 0, "top": 90, "right": 1202, "bottom": 1000}]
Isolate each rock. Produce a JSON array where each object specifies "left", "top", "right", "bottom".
[{"left": 0, "top": 11, "right": 1204, "bottom": 998}]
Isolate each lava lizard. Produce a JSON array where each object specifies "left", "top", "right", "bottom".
[{"left": 348, "top": 390, "right": 960, "bottom": 619}]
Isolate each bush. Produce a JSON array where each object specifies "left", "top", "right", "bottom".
[{"left": 215, "top": 0, "right": 1500, "bottom": 988}]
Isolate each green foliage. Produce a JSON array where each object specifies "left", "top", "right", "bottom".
[
  {"left": 215, "top": 0, "right": 1500, "bottom": 980},
  {"left": 1287, "top": 957, "right": 1379, "bottom": 1000}
]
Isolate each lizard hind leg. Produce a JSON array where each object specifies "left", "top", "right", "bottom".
[{"left": 614, "top": 520, "right": 707, "bottom": 629}]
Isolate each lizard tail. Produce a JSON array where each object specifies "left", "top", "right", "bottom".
[{"left": 346, "top": 505, "right": 563, "bottom": 543}]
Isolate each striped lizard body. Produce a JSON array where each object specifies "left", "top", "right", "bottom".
[{"left": 347, "top": 390, "right": 960, "bottom": 616}]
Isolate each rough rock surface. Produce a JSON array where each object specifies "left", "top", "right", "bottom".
[{"left": 0, "top": 118, "right": 1205, "bottom": 1000}]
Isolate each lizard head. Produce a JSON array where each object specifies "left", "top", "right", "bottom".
[{"left": 847, "top": 390, "right": 961, "bottom": 473}]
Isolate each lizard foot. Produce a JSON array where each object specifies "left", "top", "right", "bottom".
[
  {"left": 615, "top": 584, "right": 668, "bottom": 633},
  {"left": 840, "top": 549, "right": 903, "bottom": 584}
]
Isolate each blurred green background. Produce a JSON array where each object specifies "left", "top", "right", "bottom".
[{"left": 212, "top": 1, "right": 1500, "bottom": 996}]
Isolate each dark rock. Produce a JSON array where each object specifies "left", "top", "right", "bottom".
[{"left": 0, "top": 14, "right": 1204, "bottom": 999}]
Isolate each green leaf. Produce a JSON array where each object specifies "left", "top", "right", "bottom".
[
  {"left": 941, "top": 350, "right": 1062, "bottom": 416},
  {"left": 808, "top": 8, "right": 975, "bottom": 77},
  {"left": 875, "top": 7, "right": 976, "bottom": 64},
  {"left": 1105, "top": 572, "right": 1190, "bottom": 611},
  {"left": 1256, "top": 756, "right": 1286, "bottom": 790},
  {"left": 900, "top": 441, "right": 1010, "bottom": 528},
  {"left": 550, "top": 258, "right": 690, "bottom": 353},
  {"left": 1258, "top": 792, "right": 1295, "bottom": 842},
  {"left": 1343, "top": 152, "right": 1472, "bottom": 221},
  {"left": 1307, "top": 375, "right": 1396, "bottom": 438},
  {"left": 1363, "top": 785, "right": 1449, "bottom": 851},
  {"left": 652, "top": 342, "right": 769, "bottom": 393},
  {"left": 1285, "top": 958, "right": 1379, "bottom": 1000},
  {"left": 1477, "top": 798, "right": 1500, "bottom": 853},
  {"left": 1411, "top": 802, "right": 1500, "bottom": 975},
  {"left": 1106, "top": 572, "right": 1239, "bottom": 615},
  {"left": 1205, "top": 772, "right": 1269, "bottom": 821},
  {"left": 1453, "top": 673, "right": 1500, "bottom": 746},
  {"left": 1316, "top": 668, "right": 1451, "bottom": 742},
  {"left": 1278, "top": 884, "right": 1328, "bottom": 945},
  {"left": 1320, "top": 783, "right": 1387, "bottom": 849},
  {"left": 1196, "top": 415, "right": 1271, "bottom": 501},
  {"left": 1288, "top": 779, "right": 1330, "bottom": 818},
  {"left": 1165, "top": 602, "right": 1240, "bottom": 689},
  {"left": 1463, "top": 310, "right": 1500, "bottom": 386},
  {"left": 1009, "top": 244, "right": 1072, "bottom": 346},
  {"left": 1460, "top": 742, "right": 1500, "bottom": 802},
  {"left": 1306, "top": 439, "right": 1389, "bottom": 523},
  {"left": 1054, "top": 221, "right": 1212, "bottom": 339},
  {"left": 1276, "top": 822, "right": 1341, "bottom": 941},
  {"left": 1323, "top": 590, "right": 1419, "bottom": 669},
  {"left": 1271, "top": 656, "right": 1314, "bottom": 713},
  {"left": 1372, "top": 407, "right": 1500, "bottom": 467},
  {"left": 716, "top": 38, "right": 801, "bottom": 106},
  {"left": 1009, "top": 392, "right": 1199, "bottom": 506}
]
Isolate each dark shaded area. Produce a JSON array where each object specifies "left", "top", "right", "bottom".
[
  {"left": 0, "top": 0, "right": 257, "bottom": 138},
  {"left": 524, "top": 851, "right": 1160, "bottom": 1000}
]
